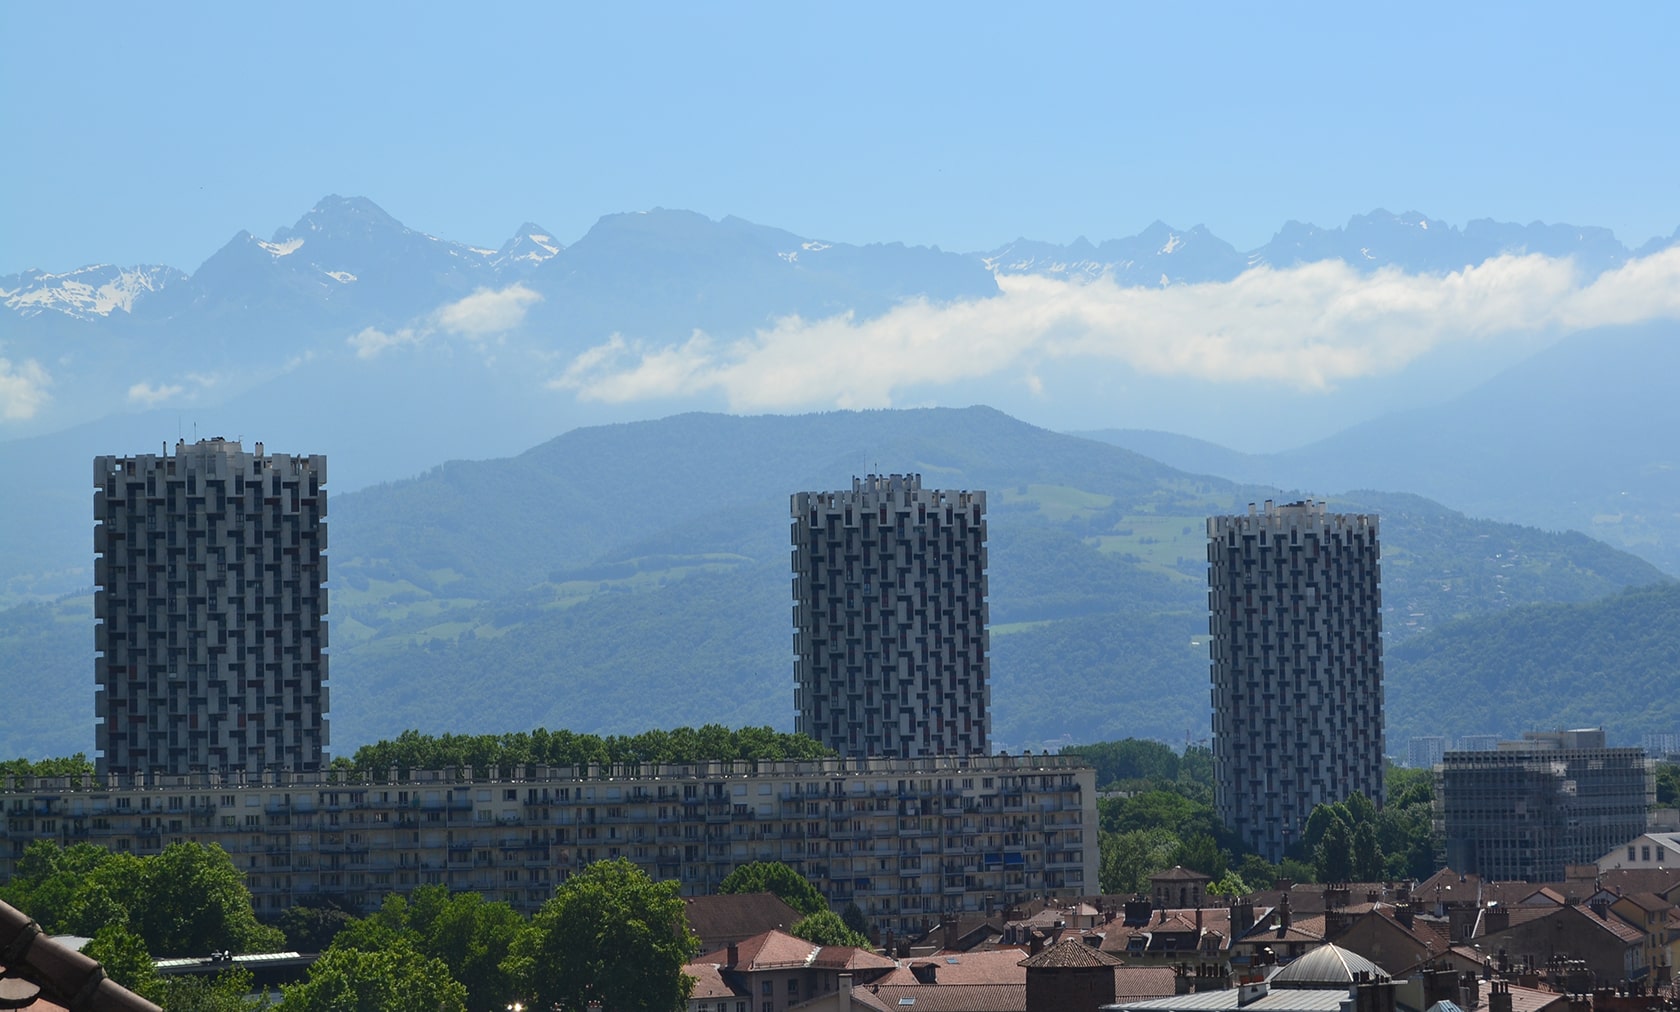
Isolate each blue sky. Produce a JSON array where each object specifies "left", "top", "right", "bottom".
[{"left": 3, "top": 2, "right": 1677, "bottom": 275}]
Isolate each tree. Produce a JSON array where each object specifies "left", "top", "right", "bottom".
[
  {"left": 1099, "top": 828, "right": 1180, "bottom": 894},
  {"left": 840, "top": 902, "right": 872, "bottom": 942},
  {"left": 143, "top": 968, "right": 263, "bottom": 1012},
  {"left": 1315, "top": 820, "right": 1354, "bottom": 883},
  {"left": 503, "top": 858, "right": 698, "bottom": 1012},
  {"left": 1208, "top": 871, "right": 1251, "bottom": 898},
  {"left": 718, "top": 861, "right": 826, "bottom": 917},
  {"left": 83, "top": 923, "right": 157, "bottom": 994},
  {"left": 1351, "top": 822, "right": 1384, "bottom": 882},
  {"left": 0, "top": 840, "right": 118, "bottom": 931},
  {"left": 790, "top": 910, "right": 871, "bottom": 948},
  {"left": 1174, "top": 832, "right": 1229, "bottom": 881},
  {"left": 276, "top": 901, "right": 357, "bottom": 952},
  {"left": 1655, "top": 762, "right": 1679, "bottom": 807},
  {"left": 278, "top": 942, "right": 466, "bottom": 1012},
  {"left": 130, "top": 843, "right": 285, "bottom": 956},
  {"left": 0, "top": 753, "right": 95, "bottom": 778},
  {"left": 1061, "top": 739, "right": 1179, "bottom": 787}
]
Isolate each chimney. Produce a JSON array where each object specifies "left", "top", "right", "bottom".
[
  {"left": 1462, "top": 973, "right": 1480, "bottom": 1009},
  {"left": 1484, "top": 906, "right": 1510, "bottom": 933},
  {"left": 942, "top": 915, "right": 957, "bottom": 952},
  {"left": 1488, "top": 980, "right": 1513, "bottom": 1012},
  {"left": 727, "top": 942, "right": 739, "bottom": 968},
  {"left": 840, "top": 974, "right": 853, "bottom": 1001},
  {"left": 1232, "top": 900, "right": 1255, "bottom": 936},
  {"left": 1279, "top": 895, "right": 1292, "bottom": 932},
  {"left": 1029, "top": 930, "right": 1044, "bottom": 956}
]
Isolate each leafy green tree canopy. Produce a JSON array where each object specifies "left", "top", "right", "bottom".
[
  {"left": 0, "top": 753, "right": 95, "bottom": 778},
  {"left": 503, "top": 858, "right": 698, "bottom": 1012},
  {"left": 789, "top": 910, "right": 871, "bottom": 948},
  {"left": 278, "top": 942, "right": 466, "bottom": 1012},
  {"left": 337, "top": 725, "right": 834, "bottom": 773},
  {"left": 2, "top": 840, "right": 280, "bottom": 957},
  {"left": 718, "top": 861, "right": 827, "bottom": 917}
]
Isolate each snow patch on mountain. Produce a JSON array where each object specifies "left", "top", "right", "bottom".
[
  {"left": 0, "top": 264, "right": 186, "bottom": 318},
  {"left": 257, "top": 238, "right": 304, "bottom": 257}
]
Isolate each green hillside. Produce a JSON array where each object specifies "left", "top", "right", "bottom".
[
  {"left": 1, "top": 407, "right": 1668, "bottom": 759},
  {"left": 1385, "top": 582, "right": 1680, "bottom": 744}
]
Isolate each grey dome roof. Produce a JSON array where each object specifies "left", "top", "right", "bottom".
[{"left": 1271, "top": 944, "right": 1389, "bottom": 987}]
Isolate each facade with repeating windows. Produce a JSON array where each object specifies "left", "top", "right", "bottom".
[
  {"left": 1, "top": 754, "right": 1095, "bottom": 931},
  {"left": 94, "top": 439, "right": 328, "bottom": 776},
  {"left": 1437, "top": 729, "right": 1654, "bottom": 882},
  {"left": 792, "top": 474, "right": 990, "bottom": 758},
  {"left": 1208, "top": 500, "right": 1385, "bottom": 863}
]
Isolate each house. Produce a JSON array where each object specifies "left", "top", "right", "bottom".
[
  {"left": 1598, "top": 833, "right": 1680, "bottom": 872},
  {"left": 1152, "top": 867, "right": 1214, "bottom": 911},
  {"left": 685, "top": 893, "right": 806, "bottom": 952},
  {"left": 690, "top": 929, "right": 897, "bottom": 1012}
]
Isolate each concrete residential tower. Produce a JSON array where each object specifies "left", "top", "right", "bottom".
[
  {"left": 792, "top": 474, "right": 989, "bottom": 758},
  {"left": 94, "top": 439, "right": 328, "bottom": 776},
  {"left": 1208, "top": 500, "right": 1384, "bottom": 862}
]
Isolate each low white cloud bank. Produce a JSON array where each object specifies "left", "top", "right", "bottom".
[
  {"left": 435, "top": 285, "right": 542, "bottom": 341},
  {"left": 348, "top": 284, "right": 541, "bottom": 359},
  {"left": 127, "top": 381, "right": 184, "bottom": 406},
  {"left": 551, "top": 248, "right": 1680, "bottom": 410},
  {"left": 125, "top": 373, "right": 223, "bottom": 406},
  {"left": 0, "top": 356, "right": 52, "bottom": 420}
]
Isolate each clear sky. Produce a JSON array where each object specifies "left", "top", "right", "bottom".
[{"left": 3, "top": 1, "right": 1677, "bottom": 275}]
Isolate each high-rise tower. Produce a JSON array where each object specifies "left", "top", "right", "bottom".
[
  {"left": 791, "top": 474, "right": 989, "bottom": 758},
  {"left": 1207, "top": 500, "right": 1383, "bottom": 862},
  {"left": 94, "top": 439, "right": 328, "bottom": 776}
]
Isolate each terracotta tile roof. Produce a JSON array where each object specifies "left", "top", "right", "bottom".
[
  {"left": 1112, "top": 966, "right": 1180, "bottom": 1000},
  {"left": 1018, "top": 939, "right": 1124, "bottom": 968},
  {"left": 684, "top": 893, "right": 804, "bottom": 944},
  {"left": 878, "top": 949, "right": 1030, "bottom": 986},
  {"left": 1611, "top": 890, "right": 1673, "bottom": 913},
  {"left": 1505, "top": 983, "right": 1570, "bottom": 1012},
  {"left": 869, "top": 983, "right": 1026, "bottom": 1012},
  {"left": 0, "top": 901, "right": 161, "bottom": 1012},
  {"left": 684, "top": 962, "right": 749, "bottom": 1000},
  {"left": 1597, "top": 868, "right": 1680, "bottom": 898},
  {"left": 1152, "top": 866, "right": 1213, "bottom": 883},
  {"left": 698, "top": 929, "right": 821, "bottom": 971},
  {"left": 813, "top": 947, "right": 898, "bottom": 971}
]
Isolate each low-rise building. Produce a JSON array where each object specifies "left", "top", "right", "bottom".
[{"left": 0, "top": 753, "right": 1096, "bottom": 932}]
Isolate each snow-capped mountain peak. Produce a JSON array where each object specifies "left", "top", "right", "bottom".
[{"left": 0, "top": 263, "right": 187, "bottom": 319}]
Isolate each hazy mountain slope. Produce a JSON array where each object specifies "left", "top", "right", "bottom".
[
  {"left": 1385, "top": 582, "right": 1680, "bottom": 744},
  {"left": 1080, "top": 320, "right": 1680, "bottom": 575},
  {"left": 3, "top": 407, "right": 1667, "bottom": 760}
]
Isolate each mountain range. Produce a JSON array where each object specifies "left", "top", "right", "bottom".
[
  {"left": 3, "top": 197, "right": 1679, "bottom": 761},
  {"left": 0, "top": 406, "right": 1673, "bottom": 762}
]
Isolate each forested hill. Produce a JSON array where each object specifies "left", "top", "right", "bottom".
[
  {"left": 1385, "top": 581, "right": 1680, "bottom": 744},
  {"left": 0, "top": 407, "right": 1668, "bottom": 759}
]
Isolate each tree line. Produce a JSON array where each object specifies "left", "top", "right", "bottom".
[{"left": 334, "top": 724, "right": 835, "bottom": 773}]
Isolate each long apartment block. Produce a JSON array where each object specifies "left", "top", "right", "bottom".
[
  {"left": 1, "top": 755, "right": 1095, "bottom": 930},
  {"left": 94, "top": 439, "right": 328, "bottom": 776}
]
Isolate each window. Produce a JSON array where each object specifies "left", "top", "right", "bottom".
[
  {"left": 1644, "top": 846, "right": 1652, "bottom": 861},
  {"left": 762, "top": 982, "right": 773, "bottom": 996},
  {"left": 1631, "top": 847, "right": 1639, "bottom": 861}
]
